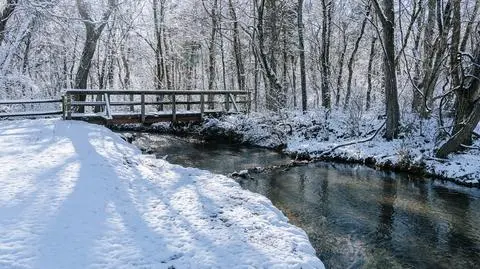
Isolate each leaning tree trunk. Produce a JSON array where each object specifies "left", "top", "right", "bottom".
[
  {"left": 436, "top": 54, "right": 480, "bottom": 158},
  {"left": 436, "top": 100, "right": 480, "bottom": 158},
  {"left": 436, "top": 1, "right": 480, "bottom": 158}
]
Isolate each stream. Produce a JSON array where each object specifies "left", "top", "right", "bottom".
[{"left": 131, "top": 133, "right": 480, "bottom": 269}]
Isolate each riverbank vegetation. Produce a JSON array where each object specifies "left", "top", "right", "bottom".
[
  {"left": 1, "top": 0, "right": 479, "bottom": 184},
  {"left": 197, "top": 111, "right": 480, "bottom": 186}
]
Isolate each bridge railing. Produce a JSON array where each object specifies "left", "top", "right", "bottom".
[
  {"left": 63, "top": 89, "right": 251, "bottom": 122},
  {"left": 0, "top": 99, "right": 63, "bottom": 119}
]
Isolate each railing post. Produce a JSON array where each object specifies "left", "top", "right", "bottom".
[
  {"left": 172, "top": 92, "right": 177, "bottom": 122},
  {"left": 67, "top": 93, "right": 72, "bottom": 120},
  {"left": 200, "top": 93, "right": 205, "bottom": 120},
  {"left": 225, "top": 92, "right": 230, "bottom": 112},
  {"left": 141, "top": 93, "right": 145, "bottom": 124},
  {"left": 129, "top": 93, "right": 134, "bottom": 112},
  {"left": 104, "top": 93, "right": 112, "bottom": 120},
  {"left": 247, "top": 91, "right": 252, "bottom": 114},
  {"left": 62, "top": 95, "right": 66, "bottom": 120}
]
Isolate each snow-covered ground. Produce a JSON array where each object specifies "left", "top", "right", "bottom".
[
  {"left": 0, "top": 119, "right": 323, "bottom": 269},
  {"left": 200, "top": 111, "right": 480, "bottom": 186}
]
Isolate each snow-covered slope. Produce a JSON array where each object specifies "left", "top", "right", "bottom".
[{"left": 0, "top": 119, "right": 323, "bottom": 269}]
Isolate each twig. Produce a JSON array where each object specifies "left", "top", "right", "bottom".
[
  {"left": 424, "top": 157, "right": 448, "bottom": 162},
  {"left": 319, "top": 121, "right": 386, "bottom": 157},
  {"left": 461, "top": 144, "right": 480, "bottom": 150}
]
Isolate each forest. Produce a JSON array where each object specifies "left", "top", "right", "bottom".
[{"left": 0, "top": 0, "right": 479, "bottom": 158}]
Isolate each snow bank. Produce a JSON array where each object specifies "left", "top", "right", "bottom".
[
  {"left": 203, "top": 111, "right": 480, "bottom": 186},
  {"left": 0, "top": 119, "right": 324, "bottom": 269}
]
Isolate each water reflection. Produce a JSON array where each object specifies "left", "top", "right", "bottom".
[
  {"left": 131, "top": 134, "right": 480, "bottom": 269},
  {"left": 376, "top": 178, "right": 397, "bottom": 243}
]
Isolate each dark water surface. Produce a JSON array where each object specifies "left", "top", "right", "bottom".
[{"left": 132, "top": 134, "right": 480, "bottom": 269}]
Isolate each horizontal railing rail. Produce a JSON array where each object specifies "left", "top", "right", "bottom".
[
  {"left": 0, "top": 99, "right": 62, "bottom": 105},
  {"left": 0, "top": 98, "right": 63, "bottom": 118}
]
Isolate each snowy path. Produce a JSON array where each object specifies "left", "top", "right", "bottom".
[{"left": 0, "top": 119, "right": 323, "bottom": 269}]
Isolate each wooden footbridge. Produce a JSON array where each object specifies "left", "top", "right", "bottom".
[{"left": 0, "top": 89, "right": 251, "bottom": 124}]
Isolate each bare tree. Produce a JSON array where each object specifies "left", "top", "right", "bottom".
[
  {"left": 298, "top": 0, "right": 307, "bottom": 112},
  {"left": 228, "top": 0, "right": 245, "bottom": 92},
  {"left": 372, "top": 0, "right": 400, "bottom": 140},
  {"left": 255, "top": 0, "right": 285, "bottom": 111},
  {"left": 74, "top": 0, "right": 116, "bottom": 112},
  {"left": 344, "top": 3, "right": 370, "bottom": 107},
  {"left": 320, "top": 0, "right": 332, "bottom": 109},
  {"left": 436, "top": 6, "right": 480, "bottom": 158},
  {"left": 366, "top": 36, "right": 377, "bottom": 110},
  {"left": 335, "top": 22, "right": 347, "bottom": 107},
  {"left": 0, "top": 0, "right": 18, "bottom": 45},
  {"left": 207, "top": 0, "right": 219, "bottom": 109},
  {"left": 412, "top": 0, "right": 452, "bottom": 117}
]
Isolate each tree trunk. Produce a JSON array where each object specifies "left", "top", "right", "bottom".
[
  {"left": 373, "top": 0, "right": 400, "bottom": 140},
  {"left": 74, "top": 0, "right": 115, "bottom": 113},
  {"left": 366, "top": 37, "right": 377, "bottom": 110},
  {"left": 320, "top": 0, "right": 332, "bottom": 109},
  {"left": 460, "top": 0, "right": 479, "bottom": 52},
  {"left": 298, "top": 0, "right": 307, "bottom": 112},
  {"left": 229, "top": 0, "right": 245, "bottom": 92},
  {"left": 120, "top": 45, "right": 133, "bottom": 111},
  {"left": 75, "top": 26, "right": 101, "bottom": 90},
  {"left": 414, "top": 0, "right": 452, "bottom": 117},
  {"left": 22, "top": 28, "right": 31, "bottom": 74},
  {"left": 291, "top": 55, "right": 298, "bottom": 108},
  {"left": 437, "top": 38, "right": 480, "bottom": 158},
  {"left": 153, "top": 0, "right": 164, "bottom": 90},
  {"left": 208, "top": 0, "right": 219, "bottom": 109},
  {"left": 256, "top": 0, "right": 284, "bottom": 112},
  {"left": 450, "top": 0, "right": 464, "bottom": 135},
  {"left": 335, "top": 23, "right": 347, "bottom": 107}
]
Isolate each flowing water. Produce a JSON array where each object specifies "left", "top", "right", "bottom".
[{"left": 132, "top": 133, "right": 480, "bottom": 269}]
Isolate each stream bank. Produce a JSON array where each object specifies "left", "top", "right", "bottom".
[{"left": 114, "top": 111, "right": 480, "bottom": 187}]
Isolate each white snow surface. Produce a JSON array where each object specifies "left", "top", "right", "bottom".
[{"left": 0, "top": 119, "right": 324, "bottom": 269}]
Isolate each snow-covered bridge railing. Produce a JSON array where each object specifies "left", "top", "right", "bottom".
[
  {"left": 63, "top": 89, "right": 251, "bottom": 124},
  {"left": 0, "top": 99, "right": 63, "bottom": 119}
]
